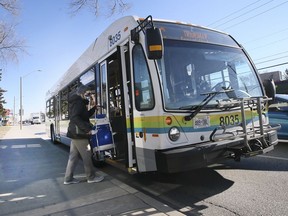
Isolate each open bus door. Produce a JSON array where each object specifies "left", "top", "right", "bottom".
[{"left": 97, "top": 45, "right": 136, "bottom": 173}]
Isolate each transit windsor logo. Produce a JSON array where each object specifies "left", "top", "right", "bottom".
[{"left": 194, "top": 115, "right": 210, "bottom": 129}]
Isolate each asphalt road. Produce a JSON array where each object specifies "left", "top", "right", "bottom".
[
  {"left": 0, "top": 125, "right": 183, "bottom": 216},
  {"left": 1, "top": 124, "right": 287, "bottom": 216},
  {"left": 102, "top": 142, "right": 288, "bottom": 216}
]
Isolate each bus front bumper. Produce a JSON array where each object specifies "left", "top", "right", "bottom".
[{"left": 155, "top": 130, "right": 278, "bottom": 173}]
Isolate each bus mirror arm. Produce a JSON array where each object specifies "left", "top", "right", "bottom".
[
  {"left": 131, "top": 15, "right": 154, "bottom": 43},
  {"left": 130, "top": 15, "right": 163, "bottom": 59},
  {"left": 131, "top": 28, "right": 139, "bottom": 43}
]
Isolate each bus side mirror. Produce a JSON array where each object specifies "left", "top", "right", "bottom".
[
  {"left": 263, "top": 79, "right": 276, "bottom": 103},
  {"left": 145, "top": 27, "right": 163, "bottom": 59}
]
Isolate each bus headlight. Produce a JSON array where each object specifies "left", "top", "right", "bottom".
[{"left": 168, "top": 127, "right": 180, "bottom": 141}]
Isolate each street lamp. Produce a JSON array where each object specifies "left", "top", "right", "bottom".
[{"left": 20, "top": 69, "right": 42, "bottom": 130}]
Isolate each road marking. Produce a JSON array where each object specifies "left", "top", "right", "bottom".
[{"left": 257, "top": 155, "right": 288, "bottom": 161}]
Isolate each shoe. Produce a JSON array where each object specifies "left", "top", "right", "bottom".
[
  {"left": 64, "top": 178, "right": 80, "bottom": 185},
  {"left": 87, "top": 175, "right": 104, "bottom": 183}
]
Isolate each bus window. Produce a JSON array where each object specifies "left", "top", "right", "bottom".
[
  {"left": 132, "top": 44, "right": 154, "bottom": 110},
  {"left": 80, "top": 69, "right": 94, "bottom": 85},
  {"left": 46, "top": 97, "right": 54, "bottom": 118},
  {"left": 60, "top": 89, "right": 69, "bottom": 120},
  {"left": 159, "top": 40, "right": 263, "bottom": 110},
  {"left": 100, "top": 62, "right": 108, "bottom": 115},
  {"left": 79, "top": 68, "right": 97, "bottom": 114},
  {"left": 108, "top": 59, "right": 122, "bottom": 117}
]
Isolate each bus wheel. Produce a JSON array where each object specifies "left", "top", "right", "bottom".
[{"left": 50, "top": 126, "right": 58, "bottom": 144}]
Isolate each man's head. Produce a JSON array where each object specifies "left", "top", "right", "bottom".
[{"left": 76, "top": 85, "right": 89, "bottom": 97}]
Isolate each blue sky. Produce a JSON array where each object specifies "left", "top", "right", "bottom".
[{"left": 1, "top": 0, "right": 288, "bottom": 119}]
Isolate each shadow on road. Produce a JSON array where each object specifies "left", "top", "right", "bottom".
[
  {"left": 0, "top": 137, "right": 110, "bottom": 216},
  {"left": 100, "top": 142, "right": 288, "bottom": 215},
  {"left": 102, "top": 165, "right": 234, "bottom": 215},
  {"left": 213, "top": 142, "right": 288, "bottom": 172}
]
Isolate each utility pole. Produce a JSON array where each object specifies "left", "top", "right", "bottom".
[
  {"left": 20, "top": 76, "right": 23, "bottom": 129},
  {"left": 19, "top": 70, "right": 42, "bottom": 130}
]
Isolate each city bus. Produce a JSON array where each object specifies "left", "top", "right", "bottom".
[{"left": 46, "top": 15, "right": 279, "bottom": 173}]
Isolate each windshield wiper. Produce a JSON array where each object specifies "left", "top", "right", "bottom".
[{"left": 184, "top": 88, "right": 234, "bottom": 121}]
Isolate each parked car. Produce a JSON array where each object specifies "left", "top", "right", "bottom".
[{"left": 268, "top": 94, "right": 288, "bottom": 140}]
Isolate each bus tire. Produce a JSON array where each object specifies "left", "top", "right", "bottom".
[{"left": 50, "top": 126, "right": 58, "bottom": 144}]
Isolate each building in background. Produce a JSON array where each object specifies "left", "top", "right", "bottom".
[
  {"left": 259, "top": 71, "right": 283, "bottom": 82},
  {"left": 259, "top": 71, "right": 288, "bottom": 94}
]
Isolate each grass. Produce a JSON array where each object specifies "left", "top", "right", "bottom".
[{"left": 0, "top": 126, "right": 11, "bottom": 139}]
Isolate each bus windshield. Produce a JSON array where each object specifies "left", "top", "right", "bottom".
[{"left": 157, "top": 40, "right": 263, "bottom": 110}]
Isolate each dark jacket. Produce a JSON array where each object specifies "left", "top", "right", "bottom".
[{"left": 67, "top": 94, "right": 96, "bottom": 139}]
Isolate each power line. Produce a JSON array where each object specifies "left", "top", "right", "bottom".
[
  {"left": 255, "top": 55, "right": 288, "bottom": 65},
  {"left": 254, "top": 51, "right": 288, "bottom": 61},
  {"left": 243, "top": 27, "right": 288, "bottom": 45},
  {"left": 206, "top": 1, "right": 288, "bottom": 72},
  {"left": 248, "top": 36, "right": 288, "bottom": 51},
  {"left": 213, "top": 0, "right": 274, "bottom": 29},
  {"left": 257, "top": 62, "right": 288, "bottom": 70},
  {"left": 207, "top": 0, "right": 264, "bottom": 27},
  {"left": 223, "top": 1, "right": 288, "bottom": 30}
]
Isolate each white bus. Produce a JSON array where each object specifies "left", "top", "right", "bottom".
[{"left": 46, "top": 15, "right": 279, "bottom": 173}]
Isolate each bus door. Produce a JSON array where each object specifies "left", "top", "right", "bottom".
[
  {"left": 98, "top": 45, "right": 135, "bottom": 171},
  {"left": 117, "top": 45, "right": 135, "bottom": 171},
  {"left": 131, "top": 44, "right": 157, "bottom": 172}
]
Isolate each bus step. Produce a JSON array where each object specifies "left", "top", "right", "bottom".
[{"left": 105, "top": 158, "right": 137, "bottom": 174}]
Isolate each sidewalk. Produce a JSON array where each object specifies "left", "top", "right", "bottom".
[
  {"left": 2, "top": 124, "right": 48, "bottom": 139},
  {"left": 0, "top": 125, "right": 185, "bottom": 216}
]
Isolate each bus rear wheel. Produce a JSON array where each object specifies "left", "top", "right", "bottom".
[{"left": 50, "top": 126, "right": 58, "bottom": 144}]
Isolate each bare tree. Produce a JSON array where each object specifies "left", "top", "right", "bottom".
[
  {"left": 0, "top": 0, "right": 25, "bottom": 64},
  {"left": 69, "top": 0, "right": 130, "bottom": 17},
  {"left": 0, "top": 0, "right": 19, "bottom": 15},
  {"left": 0, "top": 0, "right": 24, "bottom": 115},
  {"left": 0, "top": 22, "right": 25, "bottom": 64},
  {"left": 0, "top": 69, "right": 7, "bottom": 116}
]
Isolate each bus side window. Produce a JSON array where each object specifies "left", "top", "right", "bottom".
[
  {"left": 46, "top": 98, "right": 54, "bottom": 118},
  {"left": 61, "top": 89, "right": 69, "bottom": 120},
  {"left": 132, "top": 44, "right": 155, "bottom": 110}
]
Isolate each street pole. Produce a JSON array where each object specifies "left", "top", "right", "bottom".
[
  {"left": 13, "top": 96, "right": 15, "bottom": 126},
  {"left": 19, "top": 70, "right": 42, "bottom": 130},
  {"left": 20, "top": 76, "right": 23, "bottom": 130}
]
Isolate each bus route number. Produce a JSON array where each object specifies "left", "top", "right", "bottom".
[{"left": 219, "top": 114, "right": 240, "bottom": 126}]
